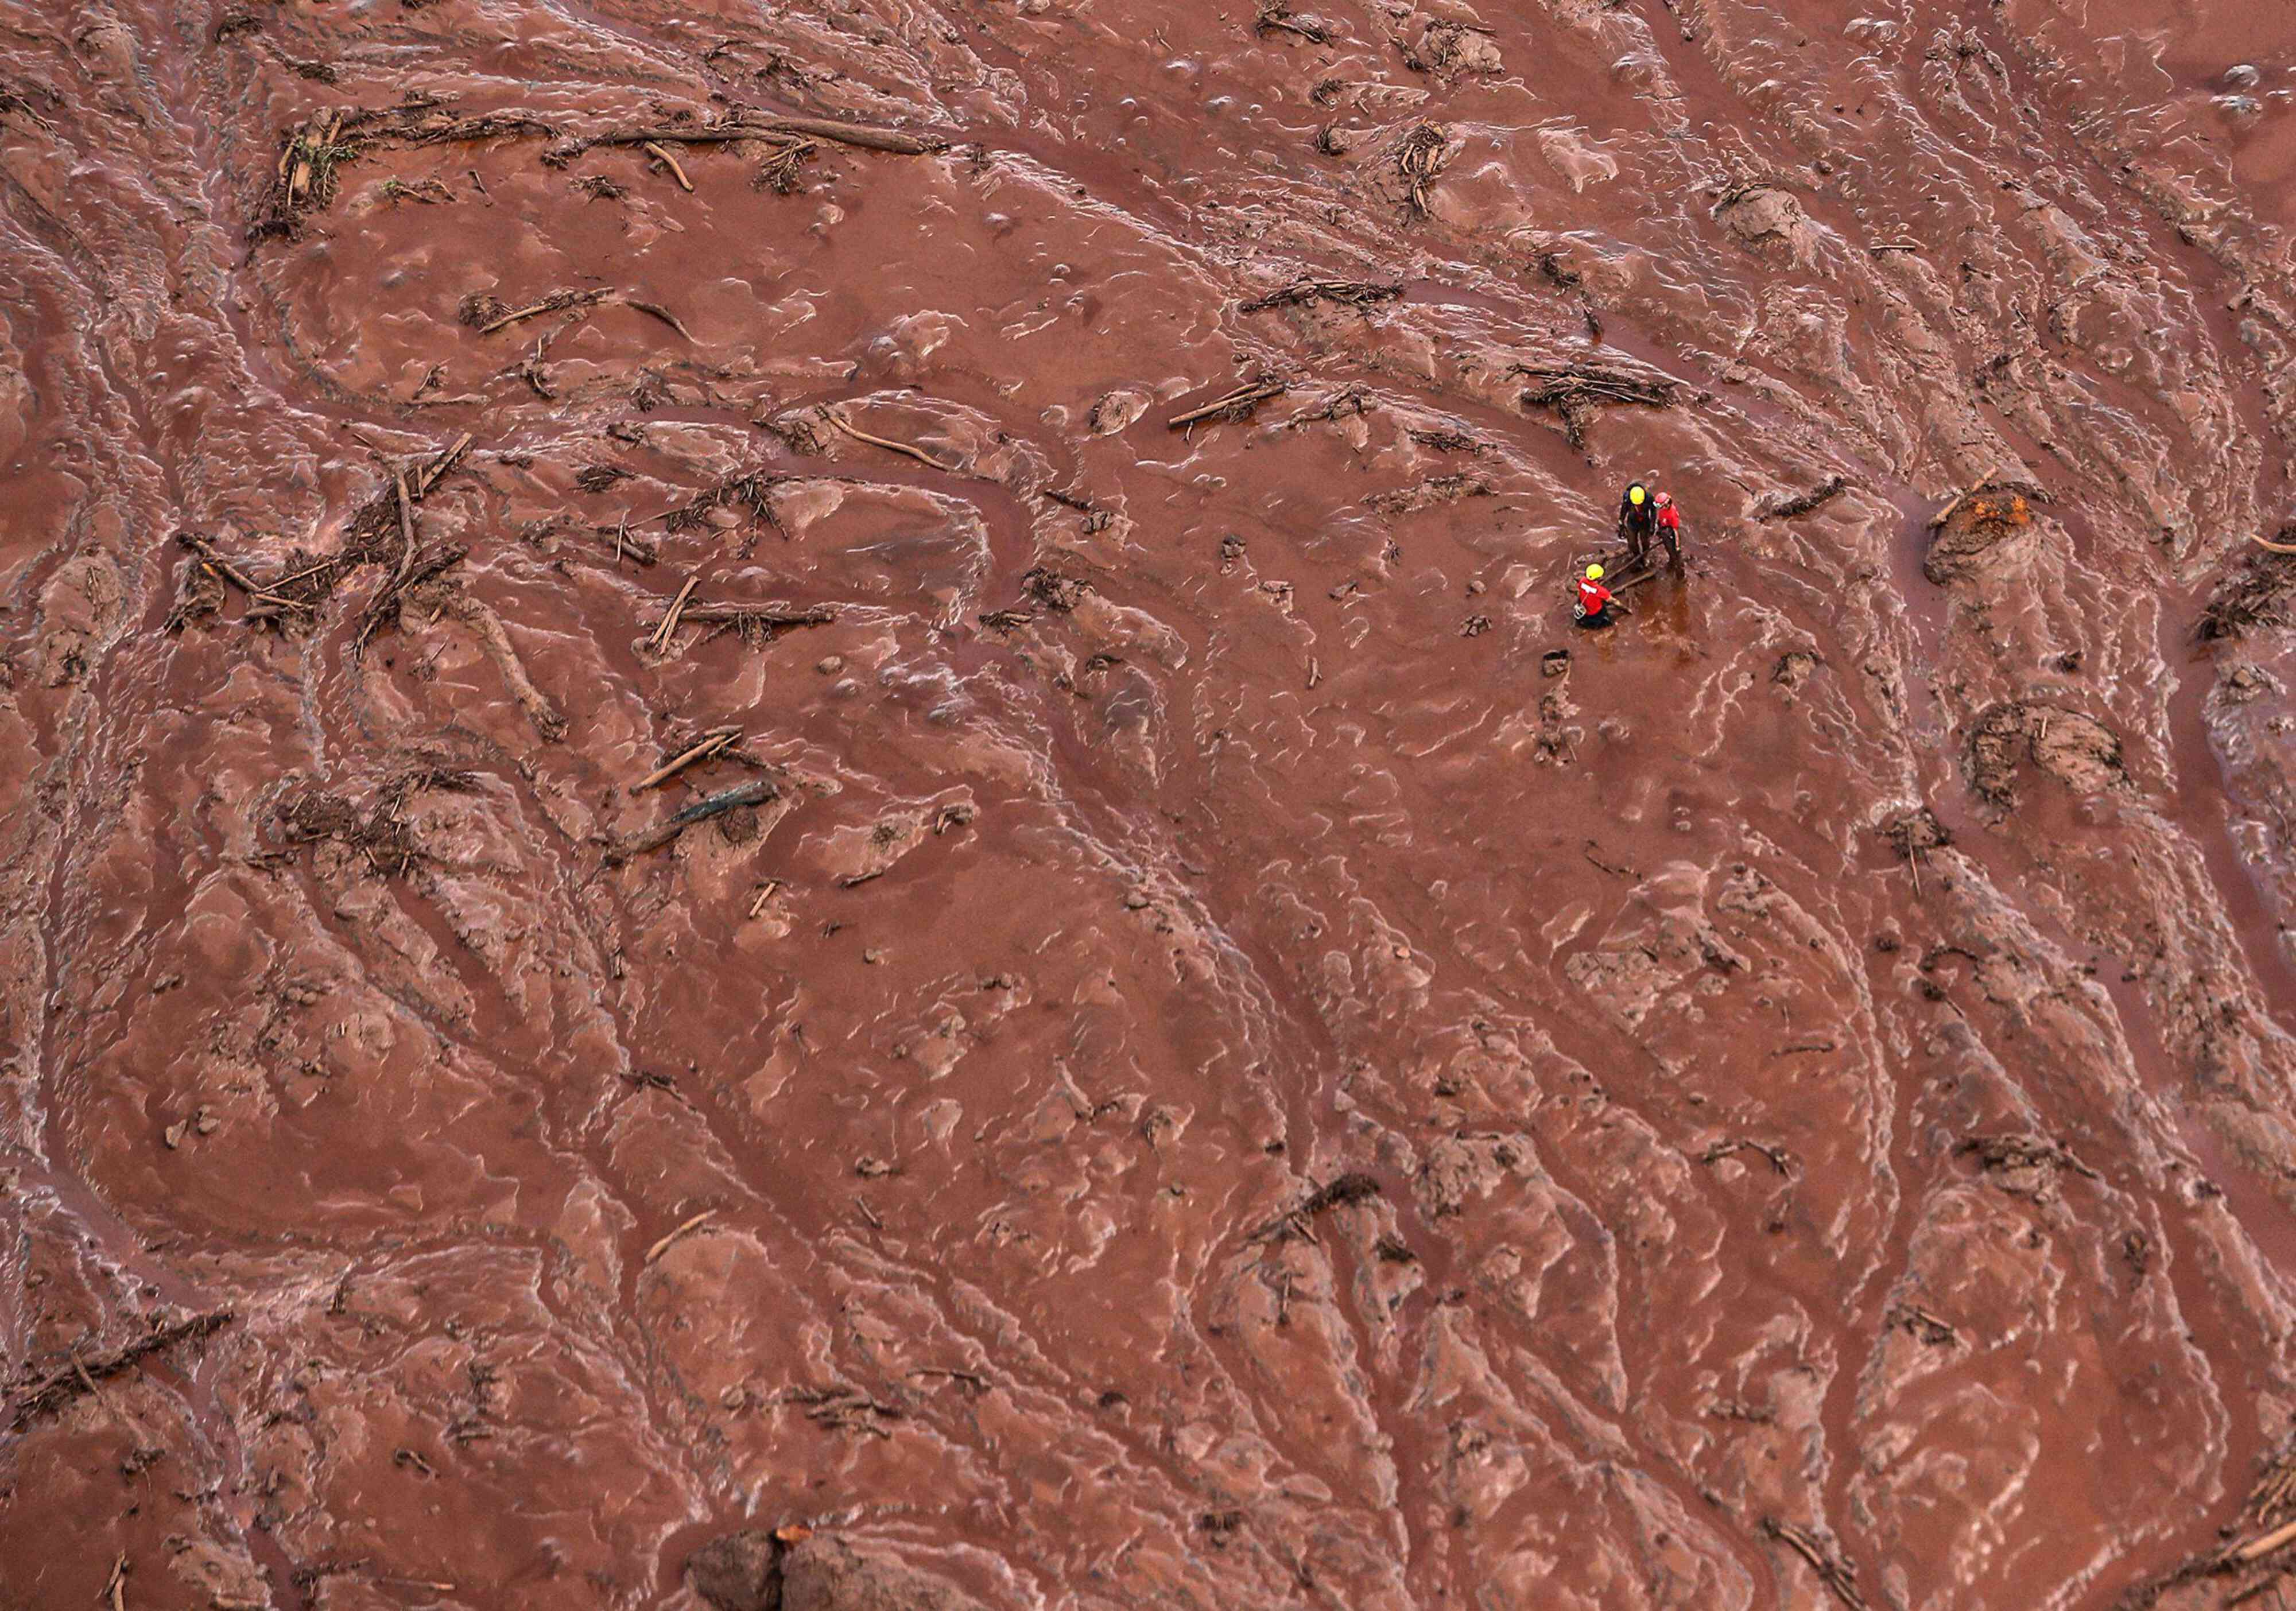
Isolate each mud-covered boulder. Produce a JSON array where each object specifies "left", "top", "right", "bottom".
[
  {"left": 783, "top": 1536, "right": 991, "bottom": 1611},
  {"left": 1924, "top": 486, "right": 2042, "bottom": 583},
  {"left": 689, "top": 1530, "right": 779, "bottom": 1611}
]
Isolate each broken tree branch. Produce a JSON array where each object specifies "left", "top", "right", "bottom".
[
  {"left": 1167, "top": 377, "right": 1287, "bottom": 430},
  {"left": 607, "top": 779, "right": 778, "bottom": 864},
  {"left": 594, "top": 116, "right": 944, "bottom": 154},
  {"left": 632, "top": 728, "right": 739, "bottom": 792},
  {"left": 821, "top": 407, "right": 956, "bottom": 469},
  {"left": 641, "top": 139, "right": 693, "bottom": 191},
  {"left": 645, "top": 1209, "right": 716, "bottom": 1265},
  {"left": 649, "top": 573, "right": 701, "bottom": 654},
  {"left": 174, "top": 533, "right": 313, "bottom": 613},
  {"left": 676, "top": 602, "right": 838, "bottom": 628},
  {"left": 627, "top": 298, "right": 693, "bottom": 340},
  {"left": 418, "top": 432, "right": 475, "bottom": 496},
  {"left": 477, "top": 289, "right": 608, "bottom": 335}
]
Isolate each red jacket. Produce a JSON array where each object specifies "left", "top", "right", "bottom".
[
  {"left": 1577, "top": 578, "right": 1612, "bottom": 615},
  {"left": 1657, "top": 504, "right": 1681, "bottom": 534}
]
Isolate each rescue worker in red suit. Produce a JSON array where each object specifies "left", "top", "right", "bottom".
[
  {"left": 1574, "top": 564, "right": 1613, "bottom": 627},
  {"left": 1653, "top": 490, "right": 1683, "bottom": 569}
]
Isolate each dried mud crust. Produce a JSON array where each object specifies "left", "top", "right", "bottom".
[{"left": 7, "top": 0, "right": 2296, "bottom": 1607}]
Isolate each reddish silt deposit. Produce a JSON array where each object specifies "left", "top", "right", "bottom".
[{"left": 6, "top": 1, "right": 2296, "bottom": 1608}]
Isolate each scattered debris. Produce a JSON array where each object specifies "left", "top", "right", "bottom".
[
  {"left": 1924, "top": 481, "right": 2045, "bottom": 583},
  {"left": 277, "top": 767, "right": 481, "bottom": 878},
  {"left": 468, "top": 286, "right": 609, "bottom": 335},
  {"left": 780, "top": 1384, "right": 903, "bottom": 1438},
  {"left": 1967, "top": 701, "right": 2124, "bottom": 809},
  {"left": 673, "top": 601, "right": 838, "bottom": 648},
  {"left": 754, "top": 137, "right": 820, "bottom": 192},
  {"left": 1254, "top": 0, "right": 1329, "bottom": 44},
  {"left": 1254, "top": 1171, "right": 1382, "bottom": 1243},
  {"left": 250, "top": 108, "right": 355, "bottom": 240},
  {"left": 352, "top": 542, "right": 467, "bottom": 656},
  {"left": 1876, "top": 808, "right": 1951, "bottom": 885},
  {"left": 173, "top": 531, "right": 315, "bottom": 618}
]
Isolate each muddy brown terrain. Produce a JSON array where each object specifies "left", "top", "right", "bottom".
[{"left": 5, "top": 0, "right": 2296, "bottom": 1606}]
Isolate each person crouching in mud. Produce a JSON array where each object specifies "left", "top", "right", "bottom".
[{"left": 1574, "top": 564, "right": 1614, "bottom": 627}]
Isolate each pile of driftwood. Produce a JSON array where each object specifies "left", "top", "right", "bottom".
[{"left": 249, "top": 96, "right": 949, "bottom": 243}]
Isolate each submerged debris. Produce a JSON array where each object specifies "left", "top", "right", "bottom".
[
  {"left": 1757, "top": 475, "right": 1849, "bottom": 521},
  {"left": 1238, "top": 278, "right": 1402, "bottom": 313}
]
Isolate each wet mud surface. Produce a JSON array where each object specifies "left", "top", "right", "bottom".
[{"left": 7, "top": 1, "right": 2296, "bottom": 1607}]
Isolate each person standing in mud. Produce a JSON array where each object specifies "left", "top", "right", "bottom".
[{"left": 1618, "top": 482, "right": 1658, "bottom": 566}]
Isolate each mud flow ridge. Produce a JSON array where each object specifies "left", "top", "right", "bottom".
[{"left": 11, "top": 1, "right": 2296, "bottom": 1608}]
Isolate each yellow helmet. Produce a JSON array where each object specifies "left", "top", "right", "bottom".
[
  {"left": 1628, "top": 485, "right": 1647, "bottom": 505},
  {"left": 1586, "top": 564, "right": 1604, "bottom": 580}
]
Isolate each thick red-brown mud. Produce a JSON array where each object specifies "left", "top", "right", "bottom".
[{"left": 7, "top": 1, "right": 2296, "bottom": 1607}]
